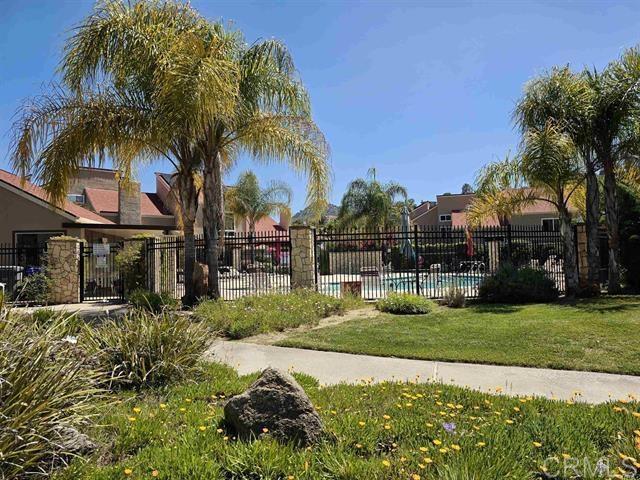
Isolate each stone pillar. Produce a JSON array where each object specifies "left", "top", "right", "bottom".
[
  {"left": 290, "top": 226, "right": 316, "bottom": 289},
  {"left": 118, "top": 180, "right": 141, "bottom": 225},
  {"left": 576, "top": 224, "right": 589, "bottom": 284},
  {"left": 47, "top": 237, "right": 82, "bottom": 304}
]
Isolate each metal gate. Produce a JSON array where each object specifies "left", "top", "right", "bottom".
[{"left": 80, "top": 242, "right": 124, "bottom": 301}]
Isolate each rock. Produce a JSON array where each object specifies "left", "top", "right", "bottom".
[
  {"left": 223, "top": 367, "right": 324, "bottom": 446},
  {"left": 54, "top": 426, "right": 97, "bottom": 455}
]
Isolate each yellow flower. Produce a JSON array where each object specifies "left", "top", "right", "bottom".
[
  {"left": 383, "top": 414, "right": 391, "bottom": 420},
  {"left": 423, "top": 457, "right": 433, "bottom": 464},
  {"left": 476, "top": 442, "right": 486, "bottom": 447},
  {"left": 382, "top": 460, "right": 391, "bottom": 467},
  {"left": 384, "top": 424, "right": 392, "bottom": 430},
  {"left": 133, "top": 407, "right": 141, "bottom": 414},
  {"left": 513, "top": 407, "right": 520, "bottom": 412},
  {"left": 288, "top": 476, "right": 295, "bottom": 480},
  {"left": 216, "top": 428, "right": 223, "bottom": 433},
  {"left": 355, "top": 443, "right": 363, "bottom": 449},
  {"left": 505, "top": 419, "right": 514, "bottom": 425},
  {"left": 439, "top": 447, "right": 449, "bottom": 453},
  {"left": 151, "top": 470, "right": 159, "bottom": 477},
  {"left": 433, "top": 439, "right": 442, "bottom": 446},
  {"left": 124, "top": 468, "right": 132, "bottom": 475},
  {"left": 358, "top": 421, "right": 366, "bottom": 427},
  {"left": 411, "top": 474, "right": 421, "bottom": 480},
  {"left": 198, "top": 426, "right": 207, "bottom": 432},
  {"left": 533, "top": 442, "right": 542, "bottom": 448},
  {"left": 262, "top": 427, "right": 269, "bottom": 433},
  {"left": 419, "top": 447, "right": 428, "bottom": 452},
  {"left": 179, "top": 408, "right": 186, "bottom": 413},
  {"left": 425, "top": 423, "right": 433, "bottom": 427},
  {"left": 561, "top": 453, "right": 571, "bottom": 460},
  {"left": 159, "top": 403, "right": 167, "bottom": 409},
  {"left": 451, "top": 444, "right": 461, "bottom": 451},
  {"left": 128, "top": 417, "right": 136, "bottom": 422},
  {"left": 633, "top": 412, "right": 640, "bottom": 418},
  {"left": 185, "top": 398, "right": 192, "bottom": 403}
]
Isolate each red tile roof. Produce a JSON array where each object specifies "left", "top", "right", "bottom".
[
  {"left": 0, "top": 169, "right": 113, "bottom": 224},
  {"left": 84, "top": 188, "right": 169, "bottom": 216}
]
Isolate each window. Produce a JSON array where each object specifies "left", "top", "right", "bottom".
[
  {"left": 439, "top": 214, "right": 452, "bottom": 222},
  {"left": 224, "top": 213, "right": 235, "bottom": 232},
  {"left": 541, "top": 218, "right": 560, "bottom": 232},
  {"left": 14, "top": 231, "right": 64, "bottom": 250},
  {"left": 67, "top": 193, "right": 85, "bottom": 204}
]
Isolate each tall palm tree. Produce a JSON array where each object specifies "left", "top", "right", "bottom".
[
  {"left": 226, "top": 171, "right": 292, "bottom": 233},
  {"left": 337, "top": 168, "right": 408, "bottom": 230},
  {"left": 12, "top": 0, "right": 330, "bottom": 300},
  {"left": 10, "top": 1, "right": 233, "bottom": 306},
  {"left": 586, "top": 47, "right": 640, "bottom": 293},
  {"left": 513, "top": 66, "right": 600, "bottom": 289}
]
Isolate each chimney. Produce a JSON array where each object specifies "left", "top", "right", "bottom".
[
  {"left": 118, "top": 181, "right": 141, "bottom": 225},
  {"left": 279, "top": 210, "right": 291, "bottom": 230}
]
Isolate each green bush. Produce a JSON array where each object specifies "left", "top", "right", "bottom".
[
  {"left": 376, "top": 293, "right": 435, "bottom": 314},
  {"left": 115, "top": 237, "right": 150, "bottom": 296},
  {"left": 194, "top": 290, "right": 361, "bottom": 339},
  {"left": 27, "top": 308, "right": 82, "bottom": 336},
  {"left": 129, "top": 288, "right": 179, "bottom": 313},
  {"left": 442, "top": 285, "right": 466, "bottom": 308},
  {"left": 81, "top": 310, "right": 209, "bottom": 390},
  {"left": 0, "top": 309, "right": 104, "bottom": 479},
  {"left": 479, "top": 264, "right": 559, "bottom": 304},
  {"left": 12, "top": 272, "right": 51, "bottom": 304}
]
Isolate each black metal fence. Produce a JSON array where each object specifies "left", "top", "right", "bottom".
[
  {"left": 315, "top": 225, "right": 565, "bottom": 300},
  {"left": 80, "top": 242, "right": 124, "bottom": 301},
  {"left": 0, "top": 244, "right": 46, "bottom": 299},
  {"left": 146, "top": 231, "right": 292, "bottom": 301}
]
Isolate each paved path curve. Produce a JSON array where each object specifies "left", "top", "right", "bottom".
[{"left": 207, "top": 341, "right": 640, "bottom": 404}]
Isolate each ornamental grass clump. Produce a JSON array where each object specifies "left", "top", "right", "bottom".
[
  {"left": 0, "top": 309, "right": 104, "bottom": 479},
  {"left": 81, "top": 310, "right": 209, "bottom": 390},
  {"left": 194, "top": 290, "right": 360, "bottom": 339},
  {"left": 376, "top": 293, "right": 435, "bottom": 314}
]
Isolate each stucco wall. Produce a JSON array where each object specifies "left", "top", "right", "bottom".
[
  {"left": 69, "top": 168, "right": 119, "bottom": 194},
  {"left": 510, "top": 213, "right": 558, "bottom": 226},
  {"left": 0, "top": 187, "right": 72, "bottom": 244}
]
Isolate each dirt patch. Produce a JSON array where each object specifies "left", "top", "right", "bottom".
[{"left": 241, "top": 306, "right": 378, "bottom": 345}]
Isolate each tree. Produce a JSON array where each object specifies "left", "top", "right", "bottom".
[
  {"left": 337, "top": 168, "right": 408, "bottom": 230},
  {"left": 226, "top": 171, "right": 291, "bottom": 233},
  {"left": 585, "top": 48, "right": 640, "bottom": 293},
  {"left": 513, "top": 66, "right": 600, "bottom": 290},
  {"left": 461, "top": 183, "right": 474, "bottom": 194},
  {"left": 12, "top": 0, "right": 330, "bottom": 301},
  {"left": 468, "top": 154, "right": 531, "bottom": 226},
  {"left": 10, "top": 1, "right": 220, "bottom": 306}
]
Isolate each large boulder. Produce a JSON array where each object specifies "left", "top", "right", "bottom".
[{"left": 223, "top": 367, "right": 324, "bottom": 446}]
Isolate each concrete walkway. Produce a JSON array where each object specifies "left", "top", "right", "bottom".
[
  {"left": 14, "top": 301, "right": 128, "bottom": 319},
  {"left": 207, "top": 341, "right": 640, "bottom": 404}
]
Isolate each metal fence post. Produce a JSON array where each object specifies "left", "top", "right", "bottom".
[
  {"left": 79, "top": 242, "right": 84, "bottom": 303},
  {"left": 414, "top": 225, "right": 420, "bottom": 296},
  {"left": 506, "top": 223, "right": 513, "bottom": 264}
]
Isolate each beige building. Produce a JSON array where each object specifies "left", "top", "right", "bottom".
[
  {"left": 0, "top": 167, "right": 288, "bottom": 249},
  {"left": 410, "top": 191, "right": 571, "bottom": 230}
]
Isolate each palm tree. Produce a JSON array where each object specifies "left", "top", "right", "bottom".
[
  {"left": 226, "top": 171, "right": 292, "bottom": 233},
  {"left": 10, "top": 1, "right": 231, "bottom": 306},
  {"left": 12, "top": 0, "right": 330, "bottom": 300},
  {"left": 513, "top": 66, "right": 600, "bottom": 290},
  {"left": 337, "top": 168, "right": 408, "bottom": 230},
  {"left": 586, "top": 47, "right": 640, "bottom": 293},
  {"left": 468, "top": 154, "right": 531, "bottom": 227}
]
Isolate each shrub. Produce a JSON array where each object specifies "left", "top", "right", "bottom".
[
  {"left": 0, "top": 309, "right": 104, "bottom": 478},
  {"left": 12, "top": 272, "right": 51, "bottom": 304},
  {"left": 129, "top": 288, "right": 179, "bottom": 313},
  {"left": 194, "top": 290, "right": 361, "bottom": 339},
  {"left": 442, "top": 285, "right": 466, "bottom": 308},
  {"left": 376, "top": 293, "right": 435, "bottom": 314},
  {"left": 81, "top": 310, "right": 209, "bottom": 390},
  {"left": 27, "top": 308, "right": 82, "bottom": 336},
  {"left": 619, "top": 184, "right": 640, "bottom": 291},
  {"left": 115, "top": 237, "right": 149, "bottom": 296},
  {"left": 478, "top": 264, "right": 558, "bottom": 304}
]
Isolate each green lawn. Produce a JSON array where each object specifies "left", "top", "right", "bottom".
[
  {"left": 277, "top": 296, "right": 640, "bottom": 376},
  {"left": 56, "top": 362, "right": 640, "bottom": 480}
]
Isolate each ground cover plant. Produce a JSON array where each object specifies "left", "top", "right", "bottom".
[
  {"left": 128, "top": 289, "right": 180, "bottom": 313},
  {"left": 376, "top": 293, "right": 435, "bottom": 314},
  {"left": 193, "top": 290, "right": 362, "bottom": 339},
  {"left": 55, "top": 362, "right": 640, "bottom": 480},
  {"left": 279, "top": 296, "right": 640, "bottom": 375}
]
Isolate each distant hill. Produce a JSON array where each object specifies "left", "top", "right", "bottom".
[{"left": 291, "top": 203, "right": 340, "bottom": 225}]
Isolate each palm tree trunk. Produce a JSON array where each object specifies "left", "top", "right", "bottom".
[
  {"left": 559, "top": 207, "right": 579, "bottom": 297},
  {"left": 602, "top": 157, "right": 621, "bottom": 293},
  {"left": 585, "top": 164, "right": 601, "bottom": 289},
  {"left": 203, "top": 150, "right": 222, "bottom": 299},
  {"left": 176, "top": 169, "right": 199, "bottom": 307}
]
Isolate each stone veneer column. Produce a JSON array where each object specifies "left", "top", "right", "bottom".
[
  {"left": 289, "top": 226, "right": 316, "bottom": 289},
  {"left": 47, "top": 237, "right": 82, "bottom": 304}
]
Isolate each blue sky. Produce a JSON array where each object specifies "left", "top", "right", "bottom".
[{"left": 1, "top": 0, "right": 639, "bottom": 213}]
